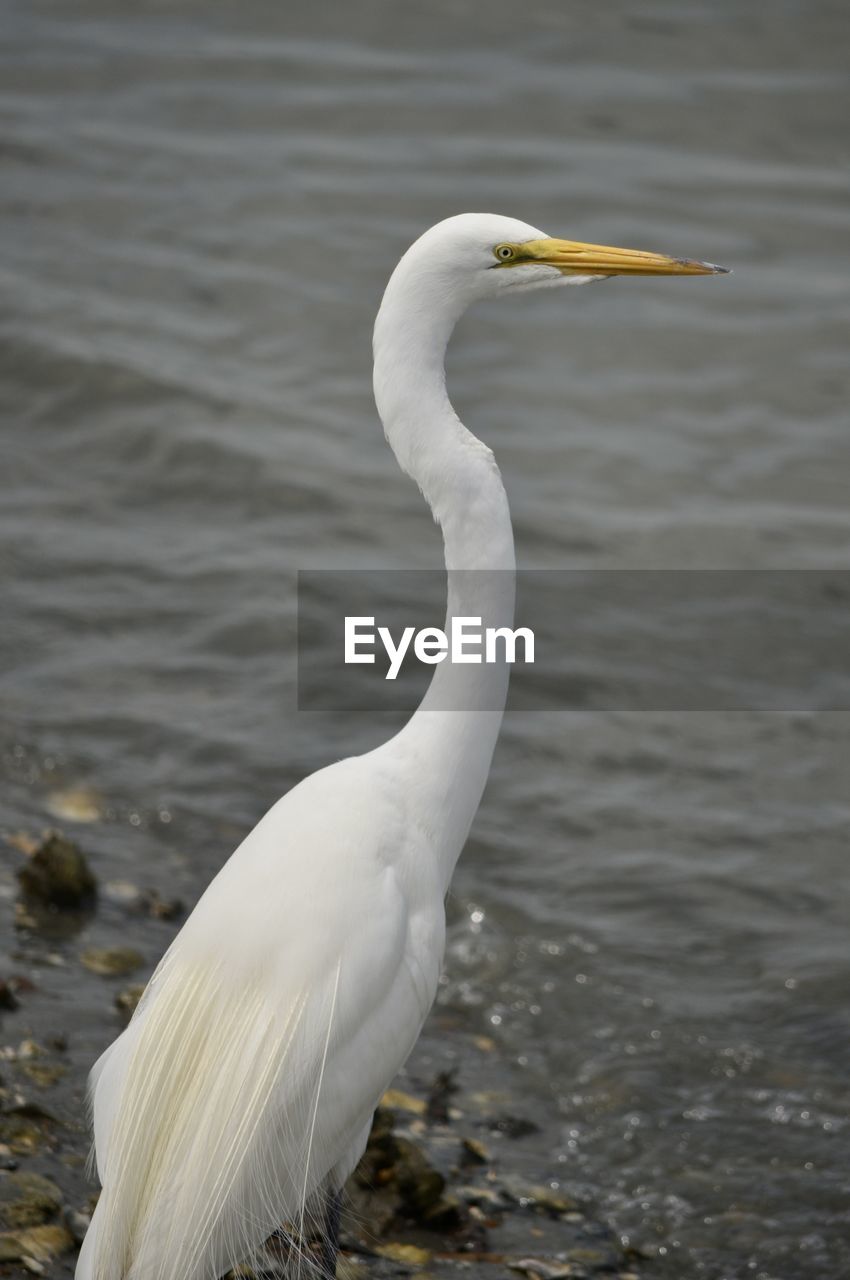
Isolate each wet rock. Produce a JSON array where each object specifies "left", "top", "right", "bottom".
[
  {"left": 425, "top": 1069, "right": 458, "bottom": 1124},
  {"left": 500, "top": 1177, "right": 579, "bottom": 1216},
  {"left": 14, "top": 902, "right": 42, "bottom": 932},
  {"left": 115, "top": 984, "right": 146, "bottom": 1020},
  {"left": 0, "top": 977, "right": 36, "bottom": 1012},
  {"left": 418, "top": 1190, "right": 462, "bottom": 1230},
  {"left": 487, "top": 1114, "right": 540, "bottom": 1140},
  {"left": 140, "top": 889, "right": 184, "bottom": 922},
  {"left": 0, "top": 1221, "right": 74, "bottom": 1265},
  {"left": 456, "top": 1184, "right": 504, "bottom": 1210},
  {"left": 0, "top": 1120, "right": 48, "bottom": 1158},
  {"left": 0, "top": 1104, "right": 59, "bottom": 1158},
  {"left": 19, "top": 1063, "right": 67, "bottom": 1088},
  {"left": 103, "top": 882, "right": 183, "bottom": 921},
  {"left": 15, "top": 830, "right": 97, "bottom": 908},
  {"left": 0, "top": 981, "right": 19, "bottom": 1012},
  {"left": 0, "top": 1171, "right": 63, "bottom": 1230},
  {"left": 63, "top": 1206, "right": 91, "bottom": 1246},
  {"left": 348, "top": 1107, "right": 462, "bottom": 1241},
  {"left": 81, "top": 947, "right": 144, "bottom": 977},
  {"left": 393, "top": 1137, "right": 448, "bottom": 1218},
  {"left": 564, "top": 1245, "right": 624, "bottom": 1271},
  {"left": 509, "top": 1260, "right": 575, "bottom": 1280},
  {"left": 460, "top": 1136, "right": 490, "bottom": 1165},
  {"left": 2, "top": 1098, "right": 60, "bottom": 1125}
]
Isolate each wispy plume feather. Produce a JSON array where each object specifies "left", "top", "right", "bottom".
[{"left": 79, "top": 945, "right": 345, "bottom": 1280}]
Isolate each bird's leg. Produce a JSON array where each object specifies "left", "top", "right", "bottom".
[{"left": 319, "top": 1189, "right": 343, "bottom": 1280}]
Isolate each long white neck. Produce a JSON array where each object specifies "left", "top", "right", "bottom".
[{"left": 372, "top": 256, "right": 515, "bottom": 890}]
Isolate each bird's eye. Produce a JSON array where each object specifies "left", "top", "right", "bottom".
[{"left": 494, "top": 244, "right": 516, "bottom": 261}]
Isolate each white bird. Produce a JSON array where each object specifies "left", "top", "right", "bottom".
[{"left": 77, "top": 213, "right": 725, "bottom": 1280}]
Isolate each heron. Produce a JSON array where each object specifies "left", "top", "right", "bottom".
[{"left": 77, "top": 213, "right": 726, "bottom": 1280}]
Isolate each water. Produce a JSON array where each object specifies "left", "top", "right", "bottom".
[{"left": 2, "top": 1, "right": 849, "bottom": 1276}]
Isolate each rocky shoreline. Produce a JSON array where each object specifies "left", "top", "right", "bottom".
[{"left": 1, "top": 828, "right": 644, "bottom": 1280}]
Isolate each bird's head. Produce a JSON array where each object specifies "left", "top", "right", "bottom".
[{"left": 393, "top": 212, "right": 728, "bottom": 310}]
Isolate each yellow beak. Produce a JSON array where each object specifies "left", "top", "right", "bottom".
[{"left": 520, "top": 237, "right": 729, "bottom": 277}]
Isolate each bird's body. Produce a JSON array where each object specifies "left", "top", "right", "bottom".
[
  {"left": 78, "top": 214, "right": 724, "bottom": 1280},
  {"left": 80, "top": 753, "right": 445, "bottom": 1280}
]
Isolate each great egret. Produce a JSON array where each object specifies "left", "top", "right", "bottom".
[{"left": 77, "top": 213, "right": 725, "bottom": 1280}]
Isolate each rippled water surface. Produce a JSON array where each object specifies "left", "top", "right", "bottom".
[{"left": 2, "top": 1, "right": 849, "bottom": 1277}]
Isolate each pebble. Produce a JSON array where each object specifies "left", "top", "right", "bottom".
[
  {"left": 381, "top": 1088, "right": 427, "bottom": 1116},
  {"left": 45, "top": 788, "right": 103, "bottom": 824},
  {"left": 509, "top": 1260, "right": 575, "bottom": 1280},
  {"left": 80, "top": 947, "right": 144, "bottom": 977},
  {"left": 473, "top": 1035, "right": 497, "bottom": 1052},
  {"left": 374, "top": 1242, "right": 431, "bottom": 1266}
]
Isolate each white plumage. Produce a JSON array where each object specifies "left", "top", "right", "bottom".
[
  {"left": 78, "top": 213, "right": 724, "bottom": 1280},
  {"left": 81, "top": 758, "right": 444, "bottom": 1280}
]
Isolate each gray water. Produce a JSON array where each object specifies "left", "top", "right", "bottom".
[{"left": 2, "top": 1, "right": 850, "bottom": 1277}]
